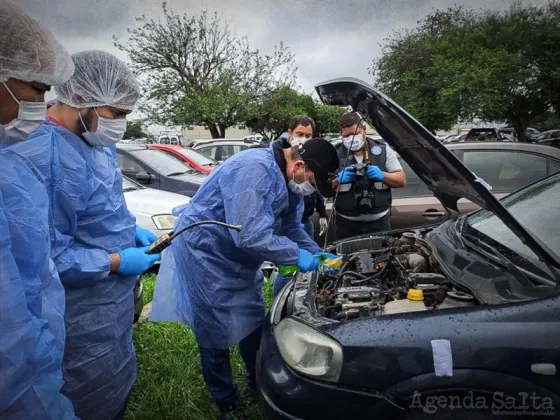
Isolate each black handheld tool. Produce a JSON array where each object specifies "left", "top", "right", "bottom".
[{"left": 146, "top": 220, "right": 243, "bottom": 254}]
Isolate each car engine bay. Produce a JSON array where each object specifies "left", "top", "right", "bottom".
[{"left": 316, "top": 232, "right": 477, "bottom": 321}]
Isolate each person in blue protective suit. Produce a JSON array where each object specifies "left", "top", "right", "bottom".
[
  {"left": 0, "top": 1, "right": 76, "bottom": 418},
  {"left": 150, "top": 137, "right": 339, "bottom": 419},
  {"left": 2, "top": 49, "right": 162, "bottom": 420}
]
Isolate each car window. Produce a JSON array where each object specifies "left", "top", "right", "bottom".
[
  {"left": 462, "top": 151, "right": 548, "bottom": 193},
  {"left": 549, "top": 158, "right": 560, "bottom": 174},
  {"left": 128, "top": 148, "right": 192, "bottom": 176},
  {"left": 392, "top": 159, "right": 432, "bottom": 198},
  {"left": 467, "top": 172, "right": 560, "bottom": 268},
  {"left": 220, "top": 145, "right": 243, "bottom": 160},
  {"left": 118, "top": 154, "right": 144, "bottom": 175},
  {"left": 199, "top": 146, "right": 218, "bottom": 160},
  {"left": 122, "top": 176, "right": 143, "bottom": 191},
  {"left": 177, "top": 148, "right": 216, "bottom": 165}
]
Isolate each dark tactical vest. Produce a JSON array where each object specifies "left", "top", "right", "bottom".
[{"left": 334, "top": 137, "right": 392, "bottom": 217}]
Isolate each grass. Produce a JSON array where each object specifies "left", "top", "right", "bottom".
[{"left": 126, "top": 273, "right": 274, "bottom": 420}]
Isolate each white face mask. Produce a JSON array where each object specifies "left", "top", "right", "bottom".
[
  {"left": 80, "top": 108, "right": 127, "bottom": 147},
  {"left": 342, "top": 134, "right": 364, "bottom": 151},
  {"left": 1, "top": 81, "right": 46, "bottom": 142},
  {"left": 290, "top": 136, "right": 307, "bottom": 147},
  {"left": 288, "top": 168, "right": 316, "bottom": 196}
]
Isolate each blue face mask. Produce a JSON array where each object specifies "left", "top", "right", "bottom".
[{"left": 79, "top": 108, "right": 127, "bottom": 147}]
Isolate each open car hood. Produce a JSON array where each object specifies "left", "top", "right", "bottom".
[{"left": 315, "top": 77, "right": 560, "bottom": 272}]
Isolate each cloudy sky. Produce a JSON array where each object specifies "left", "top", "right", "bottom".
[{"left": 17, "top": 0, "right": 548, "bottom": 130}]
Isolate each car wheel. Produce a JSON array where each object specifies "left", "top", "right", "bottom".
[{"left": 395, "top": 390, "right": 521, "bottom": 420}]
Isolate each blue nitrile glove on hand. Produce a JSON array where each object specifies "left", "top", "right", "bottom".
[
  {"left": 117, "top": 246, "right": 162, "bottom": 276},
  {"left": 135, "top": 225, "right": 158, "bottom": 246},
  {"left": 337, "top": 166, "right": 356, "bottom": 184},
  {"left": 297, "top": 249, "right": 319, "bottom": 272},
  {"left": 366, "top": 165, "right": 385, "bottom": 182}
]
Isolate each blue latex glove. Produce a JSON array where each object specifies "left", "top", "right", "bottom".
[
  {"left": 366, "top": 165, "right": 385, "bottom": 182},
  {"left": 296, "top": 249, "right": 319, "bottom": 273},
  {"left": 336, "top": 166, "right": 356, "bottom": 184},
  {"left": 135, "top": 225, "right": 158, "bottom": 247},
  {"left": 117, "top": 246, "right": 162, "bottom": 276}
]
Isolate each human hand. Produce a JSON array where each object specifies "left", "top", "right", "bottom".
[
  {"left": 296, "top": 249, "right": 319, "bottom": 272},
  {"left": 366, "top": 165, "right": 385, "bottom": 182},
  {"left": 336, "top": 166, "right": 356, "bottom": 184},
  {"left": 319, "top": 217, "right": 328, "bottom": 236},
  {"left": 135, "top": 225, "right": 158, "bottom": 246},
  {"left": 117, "top": 246, "right": 162, "bottom": 276}
]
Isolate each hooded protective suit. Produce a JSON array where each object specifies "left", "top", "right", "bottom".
[{"left": 150, "top": 146, "right": 320, "bottom": 349}]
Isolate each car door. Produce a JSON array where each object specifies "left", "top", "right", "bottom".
[
  {"left": 117, "top": 152, "right": 161, "bottom": 189},
  {"left": 390, "top": 159, "right": 450, "bottom": 230}
]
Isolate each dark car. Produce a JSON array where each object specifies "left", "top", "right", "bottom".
[
  {"left": 116, "top": 144, "right": 207, "bottom": 197},
  {"left": 464, "top": 128, "right": 504, "bottom": 142},
  {"left": 257, "top": 78, "right": 560, "bottom": 420},
  {"left": 192, "top": 139, "right": 265, "bottom": 162}
]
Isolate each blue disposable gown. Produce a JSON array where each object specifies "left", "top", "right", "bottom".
[
  {"left": 2, "top": 121, "right": 137, "bottom": 419},
  {"left": 150, "top": 147, "right": 320, "bottom": 349},
  {"left": 0, "top": 152, "right": 76, "bottom": 419}
]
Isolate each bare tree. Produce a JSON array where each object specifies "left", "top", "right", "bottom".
[{"left": 114, "top": 3, "right": 297, "bottom": 138}]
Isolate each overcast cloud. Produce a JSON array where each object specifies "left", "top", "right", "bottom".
[{"left": 16, "top": 0, "right": 549, "bottom": 128}]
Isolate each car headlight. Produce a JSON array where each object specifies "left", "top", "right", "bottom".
[
  {"left": 151, "top": 214, "right": 178, "bottom": 230},
  {"left": 274, "top": 317, "right": 343, "bottom": 383}
]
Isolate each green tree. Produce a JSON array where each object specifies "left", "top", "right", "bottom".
[
  {"left": 123, "top": 120, "right": 148, "bottom": 139},
  {"left": 245, "top": 86, "right": 316, "bottom": 139},
  {"left": 372, "top": 4, "right": 560, "bottom": 141},
  {"left": 314, "top": 104, "right": 345, "bottom": 137},
  {"left": 115, "top": 3, "right": 296, "bottom": 138}
]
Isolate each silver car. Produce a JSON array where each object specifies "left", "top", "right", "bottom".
[{"left": 122, "top": 175, "right": 189, "bottom": 237}]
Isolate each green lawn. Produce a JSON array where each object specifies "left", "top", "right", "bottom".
[{"left": 126, "top": 273, "right": 273, "bottom": 419}]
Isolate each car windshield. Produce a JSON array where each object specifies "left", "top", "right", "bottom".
[
  {"left": 466, "top": 172, "right": 560, "bottom": 267},
  {"left": 177, "top": 148, "right": 216, "bottom": 166},
  {"left": 129, "top": 148, "right": 194, "bottom": 176},
  {"left": 122, "top": 176, "right": 143, "bottom": 192}
]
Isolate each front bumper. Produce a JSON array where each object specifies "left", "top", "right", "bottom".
[{"left": 257, "top": 314, "right": 394, "bottom": 420}]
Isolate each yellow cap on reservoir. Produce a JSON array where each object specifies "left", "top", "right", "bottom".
[
  {"left": 407, "top": 289, "right": 424, "bottom": 301},
  {"left": 320, "top": 257, "right": 343, "bottom": 269}
]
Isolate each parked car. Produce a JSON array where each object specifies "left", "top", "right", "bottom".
[
  {"left": 148, "top": 144, "right": 218, "bottom": 174},
  {"left": 537, "top": 138, "right": 560, "bottom": 149},
  {"left": 536, "top": 129, "right": 560, "bottom": 142},
  {"left": 116, "top": 144, "right": 207, "bottom": 197},
  {"left": 464, "top": 128, "right": 504, "bottom": 142},
  {"left": 257, "top": 77, "right": 560, "bottom": 420},
  {"left": 321, "top": 141, "right": 560, "bottom": 240},
  {"left": 122, "top": 175, "right": 189, "bottom": 237},
  {"left": 158, "top": 133, "right": 191, "bottom": 147},
  {"left": 192, "top": 139, "right": 265, "bottom": 162}
]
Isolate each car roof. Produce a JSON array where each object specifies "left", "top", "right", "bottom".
[
  {"left": 446, "top": 141, "right": 560, "bottom": 158},
  {"left": 195, "top": 140, "right": 260, "bottom": 146},
  {"left": 116, "top": 144, "right": 148, "bottom": 151}
]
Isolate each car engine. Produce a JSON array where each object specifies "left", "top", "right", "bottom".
[{"left": 316, "top": 232, "right": 476, "bottom": 321}]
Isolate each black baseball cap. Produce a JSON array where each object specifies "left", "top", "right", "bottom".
[{"left": 297, "top": 138, "right": 339, "bottom": 197}]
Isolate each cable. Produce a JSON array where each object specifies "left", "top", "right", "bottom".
[
  {"left": 146, "top": 220, "right": 242, "bottom": 254},
  {"left": 322, "top": 114, "right": 366, "bottom": 250}
]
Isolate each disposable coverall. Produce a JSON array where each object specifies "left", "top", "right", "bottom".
[
  {"left": 150, "top": 146, "right": 320, "bottom": 348},
  {"left": 3, "top": 121, "right": 138, "bottom": 419},
  {"left": 0, "top": 152, "right": 76, "bottom": 419}
]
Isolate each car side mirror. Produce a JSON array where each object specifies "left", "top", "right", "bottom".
[{"left": 136, "top": 171, "right": 155, "bottom": 183}]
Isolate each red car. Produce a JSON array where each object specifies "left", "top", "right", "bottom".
[{"left": 148, "top": 144, "right": 218, "bottom": 174}]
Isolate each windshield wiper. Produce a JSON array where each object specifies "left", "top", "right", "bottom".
[
  {"left": 123, "top": 187, "right": 139, "bottom": 192},
  {"left": 167, "top": 171, "right": 189, "bottom": 177},
  {"left": 460, "top": 231, "right": 534, "bottom": 288}
]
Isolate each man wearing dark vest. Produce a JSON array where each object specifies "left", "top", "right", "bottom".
[{"left": 332, "top": 112, "right": 406, "bottom": 240}]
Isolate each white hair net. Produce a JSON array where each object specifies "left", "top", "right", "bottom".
[
  {"left": 0, "top": 0, "right": 74, "bottom": 86},
  {"left": 55, "top": 50, "right": 140, "bottom": 111}
]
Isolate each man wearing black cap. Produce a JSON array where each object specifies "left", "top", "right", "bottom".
[{"left": 150, "top": 137, "right": 339, "bottom": 419}]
